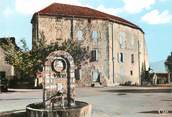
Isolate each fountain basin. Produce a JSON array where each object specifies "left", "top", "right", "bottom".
[{"left": 26, "top": 101, "right": 92, "bottom": 117}]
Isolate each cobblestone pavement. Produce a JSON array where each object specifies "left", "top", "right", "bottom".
[{"left": 0, "top": 86, "right": 172, "bottom": 117}]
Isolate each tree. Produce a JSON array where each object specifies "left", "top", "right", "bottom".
[
  {"left": 141, "top": 61, "right": 153, "bottom": 85},
  {"left": 1, "top": 38, "right": 31, "bottom": 79},
  {"left": 165, "top": 52, "right": 172, "bottom": 72},
  {"left": 1, "top": 37, "right": 89, "bottom": 80}
]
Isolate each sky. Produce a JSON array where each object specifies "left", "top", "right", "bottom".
[{"left": 0, "top": 0, "right": 172, "bottom": 63}]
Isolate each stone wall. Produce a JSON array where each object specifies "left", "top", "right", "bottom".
[
  {"left": 0, "top": 47, "right": 14, "bottom": 80},
  {"left": 112, "top": 23, "right": 148, "bottom": 85},
  {"left": 108, "top": 23, "right": 141, "bottom": 85},
  {"left": 32, "top": 15, "right": 149, "bottom": 86},
  {"left": 33, "top": 16, "right": 110, "bottom": 86}
]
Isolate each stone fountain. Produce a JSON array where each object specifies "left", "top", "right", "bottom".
[{"left": 26, "top": 51, "right": 91, "bottom": 117}]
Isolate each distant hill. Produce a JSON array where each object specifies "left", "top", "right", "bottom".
[{"left": 150, "top": 60, "right": 167, "bottom": 73}]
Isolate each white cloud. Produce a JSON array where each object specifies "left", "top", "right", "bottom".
[
  {"left": 14, "top": 0, "right": 169, "bottom": 17},
  {"left": 122, "top": 0, "right": 156, "bottom": 14},
  {"left": 141, "top": 9, "right": 172, "bottom": 24},
  {"left": 96, "top": 5, "right": 122, "bottom": 15},
  {"left": 15, "top": 0, "right": 123, "bottom": 16},
  {"left": 15, "top": 0, "right": 82, "bottom": 15},
  {"left": 3, "top": 7, "right": 13, "bottom": 17},
  {"left": 158, "top": 0, "right": 168, "bottom": 2}
]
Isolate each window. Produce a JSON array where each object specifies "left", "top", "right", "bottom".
[
  {"left": 130, "top": 70, "right": 133, "bottom": 76},
  {"left": 131, "top": 36, "right": 135, "bottom": 46},
  {"left": 75, "top": 68, "right": 81, "bottom": 80},
  {"left": 92, "top": 31, "right": 98, "bottom": 42},
  {"left": 131, "top": 54, "right": 134, "bottom": 64},
  {"left": 77, "top": 30, "right": 83, "bottom": 41},
  {"left": 119, "top": 32, "right": 126, "bottom": 49},
  {"left": 0, "top": 71, "right": 6, "bottom": 78},
  {"left": 92, "top": 70, "right": 99, "bottom": 82},
  {"left": 120, "top": 68, "right": 125, "bottom": 77},
  {"left": 56, "top": 29, "right": 62, "bottom": 39},
  {"left": 119, "top": 52, "right": 124, "bottom": 63},
  {"left": 130, "top": 35, "right": 138, "bottom": 49},
  {"left": 90, "top": 49, "right": 98, "bottom": 61}
]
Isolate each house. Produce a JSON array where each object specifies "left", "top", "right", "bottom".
[
  {"left": 31, "top": 3, "right": 149, "bottom": 86},
  {"left": 152, "top": 73, "right": 171, "bottom": 85},
  {"left": 0, "top": 37, "right": 16, "bottom": 80}
]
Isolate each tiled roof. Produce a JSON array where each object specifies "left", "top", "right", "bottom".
[
  {"left": 33, "top": 3, "right": 143, "bottom": 33},
  {"left": 155, "top": 73, "right": 169, "bottom": 78}
]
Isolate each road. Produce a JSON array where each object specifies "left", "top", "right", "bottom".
[{"left": 0, "top": 86, "right": 172, "bottom": 117}]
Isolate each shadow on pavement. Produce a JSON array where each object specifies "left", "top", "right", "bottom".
[
  {"left": 0, "top": 89, "right": 41, "bottom": 94},
  {"left": 117, "top": 93, "right": 127, "bottom": 96},
  {"left": 0, "top": 109, "right": 26, "bottom": 117},
  {"left": 161, "top": 99, "right": 172, "bottom": 102},
  {"left": 0, "top": 90, "right": 16, "bottom": 94},
  {"left": 0, "top": 90, "right": 29, "bottom": 94},
  {"left": 139, "top": 110, "right": 172, "bottom": 114},
  {"left": 101, "top": 88, "right": 172, "bottom": 93},
  {"left": 0, "top": 98, "right": 41, "bottom": 101}
]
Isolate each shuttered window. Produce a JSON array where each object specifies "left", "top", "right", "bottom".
[
  {"left": 90, "top": 49, "right": 98, "bottom": 61},
  {"left": 120, "top": 52, "right": 124, "bottom": 63},
  {"left": 131, "top": 54, "right": 134, "bottom": 64}
]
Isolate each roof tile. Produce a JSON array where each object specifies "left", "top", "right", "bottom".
[{"left": 33, "top": 3, "right": 143, "bottom": 32}]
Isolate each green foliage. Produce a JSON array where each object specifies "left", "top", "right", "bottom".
[
  {"left": 1, "top": 39, "right": 34, "bottom": 79},
  {"left": 141, "top": 62, "right": 152, "bottom": 85},
  {"left": 1, "top": 37, "right": 89, "bottom": 79},
  {"left": 141, "top": 63, "right": 147, "bottom": 83},
  {"left": 165, "top": 52, "right": 172, "bottom": 72}
]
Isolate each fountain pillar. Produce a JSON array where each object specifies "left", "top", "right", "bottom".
[{"left": 26, "top": 50, "right": 92, "bottom": 117}]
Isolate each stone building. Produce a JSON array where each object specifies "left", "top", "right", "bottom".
[
  {"left": 151, "top": 73, "right": 171, "bottom": 85},
  {"left": 31, "top": 3, "right": 149, "bottom": 86},
  {"left": 0, "top": 37, "right": 15, "bottom": 80}
]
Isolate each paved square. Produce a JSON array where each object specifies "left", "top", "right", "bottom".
[
  {"left": 0, "top": 87, "right": 172, "bottom": 117},
  {"left": 76, "top": 87, "right": 172, "bottom": 117}
]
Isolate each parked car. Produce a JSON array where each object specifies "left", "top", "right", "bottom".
[{"left": 0, "top": 72, "right": 8, "bottom": 92}]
